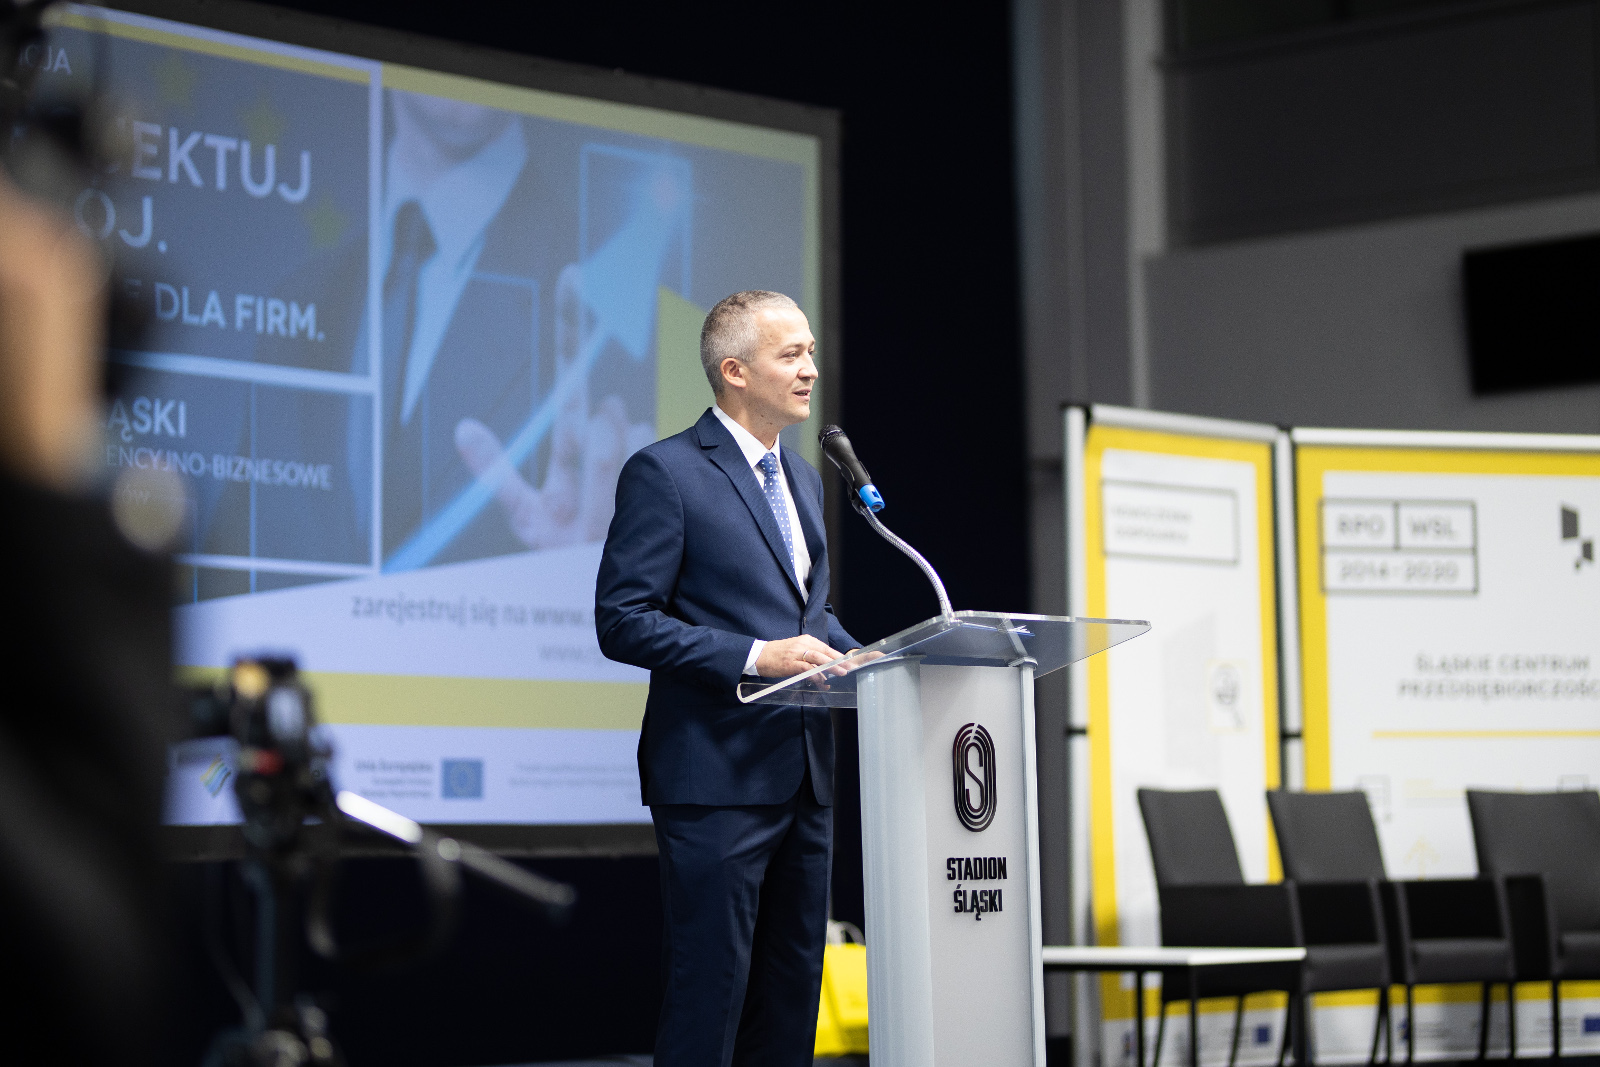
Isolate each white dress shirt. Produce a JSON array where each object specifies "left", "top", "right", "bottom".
[{"left": 712, "top": 404, "right": 812, "bottom": 674}]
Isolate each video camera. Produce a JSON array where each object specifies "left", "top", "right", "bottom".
[{"left": 189, "top": 658, "right": 574, "bottom": 1067}]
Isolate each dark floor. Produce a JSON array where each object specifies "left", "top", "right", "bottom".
[
  {"left": 505, "top": 1059, "right": 866, "bottom": 1066},
  {"left": 514, "top": 1055, "right": 1600, "bottom": 1067}
]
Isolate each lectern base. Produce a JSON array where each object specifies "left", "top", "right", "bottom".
[{"left": 858, "top": 659, "right": 1046, "bottom": 1067}]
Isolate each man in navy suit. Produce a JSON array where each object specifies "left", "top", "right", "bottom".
[{"left": 595, "top": 290, "right": 861, "bottom": 1066}]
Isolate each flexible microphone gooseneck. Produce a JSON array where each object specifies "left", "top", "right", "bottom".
[{"left": 818, "top": 425, "right": 952, "bottom": 618}]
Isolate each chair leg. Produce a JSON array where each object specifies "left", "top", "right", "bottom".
[
  {"left": 1551, "top": 979, "right": 1561, "bottom": 1059},
  {"left": 1384, "top": 989, "right": 1394, "bottom": 1065},
  {"left": 1405, "top": 984, "right": 1416, "bottom": 1065},
  {"left": 1299, "top": 993, "right": 1314, "bottom": 1067},
  {"left": 1278, "top": 997, "right": 1293, "bottom": 1067},
  {"left": 1153, "top": 1001, "right": 1169, "bottom": 1067},
  {"left": 1477, "top": 982, "right": 1491, "bottom": 1061},
  {"left": 1189, "top": 971, "right": 1202, "bottom": 1067},
  {"left": 1228, "top": 997, "right": 1245, "bottom": 1067},
  {"left": 1137, "top": 972, "right": 1149, "bottom": 1067},
  {"left": 1507, "top": 982, "right": 1517, "bottom": 1061},
  {"left": 1368, "top": 990, "right": 1386, "bottom": 1065}
]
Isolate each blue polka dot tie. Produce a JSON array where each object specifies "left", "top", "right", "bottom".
[{"left": 758, "top": 451, "right": 795, "bottom": 570}]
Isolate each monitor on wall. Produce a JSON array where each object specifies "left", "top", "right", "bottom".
[{"left": 1464, "top": 231, "right": 1600, "bottom": 395}]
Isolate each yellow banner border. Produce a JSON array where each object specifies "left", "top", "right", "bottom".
[
  {"left": 1085, "top": 425, "right": 1282, "bottom": 1020},
  {"left": 50, "top": 7, "right": 372, "bottom": 83}
]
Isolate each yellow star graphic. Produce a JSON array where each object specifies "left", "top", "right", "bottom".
[{"left": 239, "top": 93, "right": 288, "bottom": 148}]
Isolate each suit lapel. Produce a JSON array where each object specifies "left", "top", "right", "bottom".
[{"left": 696, "top": 411, "right": 805, "bottom": 599}]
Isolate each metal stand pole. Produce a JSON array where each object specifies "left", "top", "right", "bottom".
[{"left": 857, "top": 502, "right": 953, "bottom": 618}]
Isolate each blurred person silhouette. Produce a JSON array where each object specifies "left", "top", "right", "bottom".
[{"left": 0, "top": 9, "right": 174, "bottom": 1060}]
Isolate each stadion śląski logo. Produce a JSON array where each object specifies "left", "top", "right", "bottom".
[{"left": 952, "top": 722, "right": 996, "bottom": 831}]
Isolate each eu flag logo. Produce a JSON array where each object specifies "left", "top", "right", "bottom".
[{"left": 441, "top": 758, "right": 484, "bottom": 799}]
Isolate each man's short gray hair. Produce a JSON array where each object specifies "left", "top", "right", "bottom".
[{"left": 700, "top": 290, "right": 800, "bottom": 395}]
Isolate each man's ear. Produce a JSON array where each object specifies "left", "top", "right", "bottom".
[{"left": 720, "top": 357, "right": 747, "bottom": 393}]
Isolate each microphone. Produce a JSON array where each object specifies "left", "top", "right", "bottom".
[
  {"left": 820, "top": 424, "right": 951, "bottom": 615},
  {"left": 819, "top": 425, "right": 885, "bottom": 512}
]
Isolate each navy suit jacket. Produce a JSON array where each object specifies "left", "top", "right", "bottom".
[{"left": 595, "top": 408, "right": 859, "bottom": 807}]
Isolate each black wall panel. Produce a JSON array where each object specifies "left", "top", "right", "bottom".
[{"left": 1171, "top": 1, "right": 1600, "bottom": 243}]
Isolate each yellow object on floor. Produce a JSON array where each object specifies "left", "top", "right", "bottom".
[{"left": 814, "top": 922, "right": 869, "bottom": 1056}]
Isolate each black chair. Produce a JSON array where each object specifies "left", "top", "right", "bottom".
[
  {"left": 1140, "top": 788, "right": 1389, "bottom": 1067},
  {"left": 1269, "top": 789, "right": 1515, "bottom": 1063},
  {"left": 1467, "top": 789, "right": 1600, "bottom": 1059}
]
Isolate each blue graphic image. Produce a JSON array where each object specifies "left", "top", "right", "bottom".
[
  {"left": 384, "top": 148, "right": 691, "bottom": 573},
  {"left": 73, "top": 17, "right": 806, "bottom": 607}
]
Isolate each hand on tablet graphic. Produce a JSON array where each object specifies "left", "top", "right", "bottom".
[{"left": 454, "top": 264, "right": 651, "bottom": 549}]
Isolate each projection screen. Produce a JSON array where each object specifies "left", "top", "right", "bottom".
[{"left": 49, "top": 0, "right": 837, "bottom": 849}]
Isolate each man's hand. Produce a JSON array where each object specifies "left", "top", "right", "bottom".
[
  {"left": 455, "top": 393, "right": 634, "bottom": 550},
  {"left": 454, "top": 416, "right": 557, "bottom": 547},
  {"left": 756, "top": 635, "right": 847, "bottom": 679},
  {"left": 456, "top": 263, "right": 652, "bottom": 550}
]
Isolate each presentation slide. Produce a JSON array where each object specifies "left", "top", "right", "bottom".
[
  {"left": 48, "top": 5, "right": 823, "bottom": 825},
  {"left": 1294, "top": 432, "right": 1600, "bottom": 1057},
  {"left": 1069, "top": 408, "right": 1283, "bottom": 1065}
]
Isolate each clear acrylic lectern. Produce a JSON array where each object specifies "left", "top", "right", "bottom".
[{"left": 740, "top": 611, "right": 1148, "bottom": 1067}]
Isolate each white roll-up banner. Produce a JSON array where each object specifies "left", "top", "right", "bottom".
[{"left": 1068, "top": 406, "right": 1285, "bottom": 1066}]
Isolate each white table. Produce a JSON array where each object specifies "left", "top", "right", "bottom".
[{"left": 1040, "top": 946, "right": 1307, "bottom": 1067}]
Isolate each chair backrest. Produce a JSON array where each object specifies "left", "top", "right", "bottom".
[
  {"left": 1467, "top": 789, "right": 1600, "bottom": 934},
  {"left": 1267, "top": 789, "right": 1388, "bottom": 883},
  {"left": 1138, "top": 788, "right": 1246, "bottom": 887}
]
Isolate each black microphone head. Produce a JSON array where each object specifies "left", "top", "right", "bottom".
[
  {"left": 818, "top": 425, "right": 849, "bottom": 472},
  {"left": 816, "top": 424, "right": 885, "bottom": 511}
]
